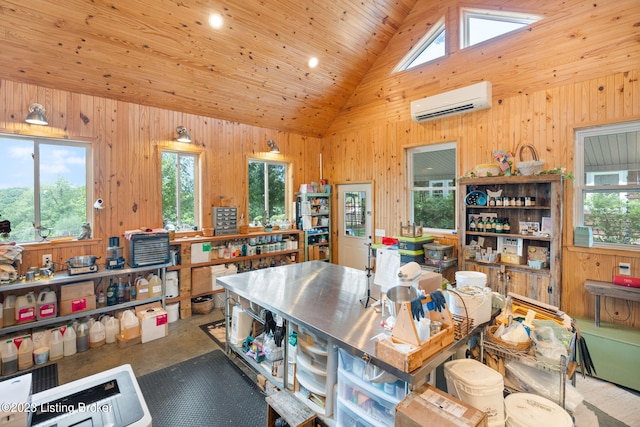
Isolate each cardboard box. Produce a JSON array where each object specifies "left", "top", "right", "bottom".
[
  {"left": 60, "top": 281, "right": 94, "bottom": 301},
  {"left": 192, "top": 266, "right": 214, "bottom": 295},
  {"left": 59, "top": 296, "right": 96, "bottom": 315},
  {"left": 395, "top": 384, "right": 488, "bottom": 427},
  {"left": 417, "top": 271, "right": 443, "bottom": 294},
  {"left": 0, "top": 372, "right": 32, "bottom": 427},
  {"left": 136, "top": 306, "right": 168, "bottom": 343}
]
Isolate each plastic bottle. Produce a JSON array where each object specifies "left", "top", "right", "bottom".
[
  {"left": 3, "top": 295, "right": 16, "bottom": 327},
  {"left": 37, "top": 290, "right": 57, "bottom": 320},
  {"left": 0, "top": 302, "right": 3, "bottom": 329},
  {"left": 135, "top": 276, "right": 149, "bottom": 300},
  {"left": 17, "top": 336, "right": 34, "bottom": 371},
  {"left": 105, "top": 316, "right": 119, "bottom": 344},
  {"left": 130, "top": 282, "right": 137, "bottom": 301},
  {"left": 49, "top": 328, "right": 64, "bottom": 361},
  {"left": 124, "top": 275, "right": 131, "bottom": 302},
  {"left": 97, "top": 290, "right": 106, "bottom": 308},
  {"left": 117, "top": 277, "right": 125, "bottom": 304},
  {"left": 1, "top": 340, "right": 18, "bottom": 375},
  {"left": 15, "top": 292, "right": 36, "bottom": 324},
  {"left": 63, "top": 325, "right": 77, "bottom": 356},
  {"left": 148, "top": 273, "right": 162, "bottom": 298},
  {"left": 89, "top": 321, "right": 106, "bottom": 348},
  {"left": 76, "top": 322, "right": 89, "bottom": 353}
]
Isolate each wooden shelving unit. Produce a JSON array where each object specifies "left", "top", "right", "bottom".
[
  {"left": 168, "top": 230, "right": 304, "bottom": 317},
  {"left": 458, "top": 174, "right": 564, "bottom": 306}
]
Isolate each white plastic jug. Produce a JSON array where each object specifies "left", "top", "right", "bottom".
[
  {"left": 1, "top": 340, "right": 18, "bottom": 375},
  {"left": 105, "top": 317, "right": 119, "bottom": 344},
  {"left": 49, "top": 328, "right": 64, "bottom": 361},
  {"left": 120, "top": 310, "right": 140, "bottom": 340},
  {"left": 76, "top": 322, "right": 89, "bottom": 352},
  {"left": 37, "top": 290, "right": 57, "bottom": 320},
  {"left": 17, "top": 336, "right": 34, "bottom": 371},
  {"left": 63, "top": 326, "right": 77, "bottom": 356},
  {"left": 148, "top": 274, "right": 162, "bottom": 298},
  {"left": 15, "top": 293, "right": 36, "bottom": 324},
  {"left": 3, "top": 295, "right": 16, "bottom": 327},
  {"left": 89, "top": 321, "right": 106, "bottom": 348}
]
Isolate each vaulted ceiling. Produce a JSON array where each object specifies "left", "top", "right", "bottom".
[{"left": 0, "top": 0, "right": 417, "bottom": 137}]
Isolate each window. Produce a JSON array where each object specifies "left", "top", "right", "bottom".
[
  {"left": 0, "top": 135, "right": 90, "bottom": 242},
  {"left": 393, "top": 18, "right": 446, "bottom": 72},
  {"left": 248, "top": 159, "right": 288, "bottom": 225},
  {"left": 162, "top": 150, "right": 199, "bottom": 231},
  {"left": 575, "top": 122, "right": 640, "bottom": 248},
  {"left": 407, "top": 142, "right": 457, "bottom": 231},
  {"left": 461, "top": 8, "right": 541, "bottom": 48}
]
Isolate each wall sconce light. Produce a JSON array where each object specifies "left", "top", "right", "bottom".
[
  {"left": 267, "top": 139, "right": 280, "bottom": 154},
  {"left": 25, "top": 103, "right": 49, "bottom": 125},
  {"left": 176, "top": 126, "right": 191, "bottom": 143}
]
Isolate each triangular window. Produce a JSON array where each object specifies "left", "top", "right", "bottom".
[
  {"left": 462, "top": 8, "right": 541, "bottom": 48},
  {"left": 393, "top": 18, "right": 446, "bottom": 72}
]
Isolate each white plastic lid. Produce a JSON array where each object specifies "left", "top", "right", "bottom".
[
  {"left": 505, "top": 393, "right": 573, "bottom": 427},
  {"left": 444, "top": 358, "right": 504, "bottom": 388}
]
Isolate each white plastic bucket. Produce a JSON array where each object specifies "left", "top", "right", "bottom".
[
  {"left": 165, "top": 271, "right": 179, "bottom": 298},
  {"left": 444, "top": 358, "right": 505, "bottom": 427},
  {"left": 446, "top": 286, "right": 492, "bottom": 327},
  {"left": 505, "top": 393, "right": 573, "bottom": 427},
  {"left": 167, "top": 303, "right": 179, "bottom": 323}
]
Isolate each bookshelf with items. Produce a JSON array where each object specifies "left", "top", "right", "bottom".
[
  {"left": 296, "top": 193, "right": 332, "bottom": 262},
  {"left": 457, "top": 174, "right": 563, "bottom": 306}
]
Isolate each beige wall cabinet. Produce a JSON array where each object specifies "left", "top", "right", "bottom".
[
  {"left": 458, "top": 175, "right": 563, "bottom": 306},
  {"left": 167, "top": 230, "right": 304, "bottom": 318}
]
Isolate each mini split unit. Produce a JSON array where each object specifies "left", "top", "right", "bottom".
[{"left": 410, "top": 81, "right": 492, "bottom": 122}]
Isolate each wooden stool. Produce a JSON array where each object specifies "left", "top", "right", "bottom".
[{"left": 266, "top": 390, "right": 316, "bottom": 427}]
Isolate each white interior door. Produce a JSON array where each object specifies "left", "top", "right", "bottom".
[{"left": 336, "top": 183, "right": 372, "bottom": 270}]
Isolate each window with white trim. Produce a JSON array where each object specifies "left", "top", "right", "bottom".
[
  {"left": 393, "top": 18, "right": 446, "bottom": 72},
  {"left": 407, "top": 143, "right": 457, "bottom": 232},
  {"left": 461, "top": 8, "right": 541, "bottom": 48},
  {"left": 575, "top": 122, "right": 640, "bottom": 248},
  {"left": 248, "top": 159, "right": 289, "bottom": 225},
  {"left": 162, "top": 150, "right": 200, "bottom": 231},
  {"left": 0, "top": 135, "right": 91, "bottom": 242}
]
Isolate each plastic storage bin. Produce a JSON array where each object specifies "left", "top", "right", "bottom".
[
  {"left": 337, "top": 348, "right": 407, "bottom": 427},
  {"left": 504, "top": 393, "right": 573, "bottom": 427},
  {"left": 444, "top": 358, "right": 505, "bottom": 427}
]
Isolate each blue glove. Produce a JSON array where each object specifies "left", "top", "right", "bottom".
[
  {"left": 428, "top": 290, "right": 447, "bottom": 312},
  {"left": 410, "top": 295, "right": 427, "bottom": 321}
]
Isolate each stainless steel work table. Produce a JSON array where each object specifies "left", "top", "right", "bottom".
[{"left": 217, "top": 260, "right": 474, "bottom": 386}]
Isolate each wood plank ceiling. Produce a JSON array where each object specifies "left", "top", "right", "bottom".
[{"left": 0, "top": 0, "right": 417, "bottom": 137}]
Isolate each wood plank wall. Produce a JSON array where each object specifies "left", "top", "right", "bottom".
[
  {"left": 0, "top": 78, "right": 323, "bottom": 271},
  {"left": 324, "top": 0, "right": 640, "bottom": 327}
]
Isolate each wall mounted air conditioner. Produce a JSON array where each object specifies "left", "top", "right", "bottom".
[{"left": 411, "top": 81, "right": 492, "bottom": 123}]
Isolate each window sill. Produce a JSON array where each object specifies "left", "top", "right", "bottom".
[{"left": 20, "top": 238, "right": 104, "bottom": 251}]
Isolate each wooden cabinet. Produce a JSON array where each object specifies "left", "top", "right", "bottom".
[
  {"left": 296, "top": 193, "right": 331, "bottom": 262},
  {"left": 168, "top": 230, "right": 304, "bottom": 318},
  {"left": 458, "top": 175, "right": 563, "bottom": 306}
]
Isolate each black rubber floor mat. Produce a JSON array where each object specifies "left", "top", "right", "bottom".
[
  {"left": 137, "top": 350, "right": 266, "bottom": 427},
  {"left": 3, "top": 363, "right": 58, "bottom": 393}
]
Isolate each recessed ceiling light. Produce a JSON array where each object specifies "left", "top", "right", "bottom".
[
  {"left": 208, "top": 13, "right": 223, "bottom": 29},
  {"left": 308, "top": 57, "right": 319, "bottom": 68}
]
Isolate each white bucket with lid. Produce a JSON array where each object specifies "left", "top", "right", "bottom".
[
  {"left": 166, "top": 303, "right": 179, "bottom": 323},
  {"left": 445, "top": 358, "right": 505, "bottom": 427},
  {"left": 446, "top": 286, "right": 492, "bottom": 327},
  {"left": 505, "top": 393, "right": 573, "bottom": 427}
]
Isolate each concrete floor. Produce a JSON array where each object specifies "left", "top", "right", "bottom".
[{"left": 56, "top": 308, "right": 226, "bottom": 385}]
